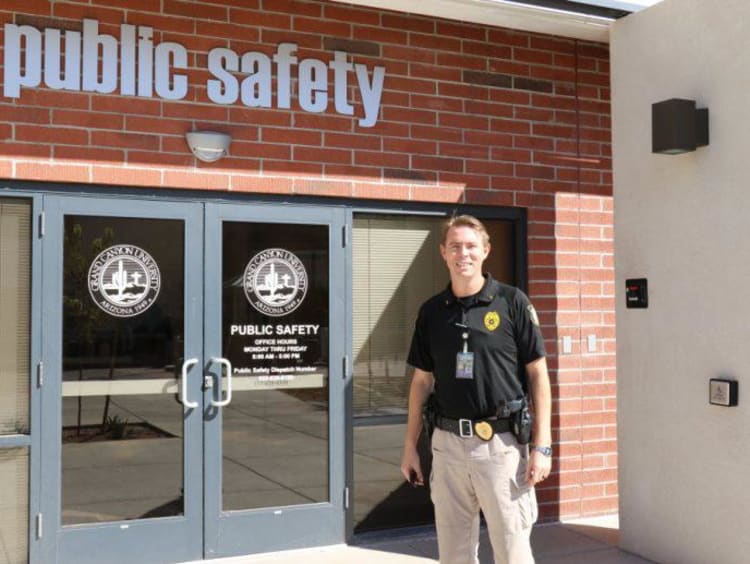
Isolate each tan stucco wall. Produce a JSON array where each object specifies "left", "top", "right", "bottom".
[{"left": 612, "top": 1, "right": 750, "bottom": 563}]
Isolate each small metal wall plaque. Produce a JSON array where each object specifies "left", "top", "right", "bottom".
[{"left": 709, "top": 379, "right": 738, "bottom": 407}]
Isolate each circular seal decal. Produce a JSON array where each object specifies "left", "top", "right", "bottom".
[
  {"left": 243, "top": 248, "right": 308, "bottom": 317},
  {"left": 88, "top": 245, "right": 161, "bottom": 318}
]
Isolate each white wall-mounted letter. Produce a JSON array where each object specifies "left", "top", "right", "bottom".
[
  {"left": 3, "top": 24, "right": 42, "bottom": 98},
  {"left": 240, "top": 52, "right": 272, "bottom": 107},
  {"left": 207, "top": 48, "right": 239, "bottom": 104},
  {"left": 329, "top": 51, "right": 354, "bottom": 116},
  {"left": 298, "top": 58, "right": 328, "bottom": 113},
  {"left": 273, "top": 43, "right": 297, "bottom": 109},
  {"left": 82, "top": 19, "right": 117, "bottom": 93},
  {"left": 155, "top": 42, "right": 188, "bottom": 100},
  {"left": 355, "top": 64, "right": 385, "bottom": 128},
  {"left": 43, "top": 28, "right": 82, "bottom": 92}
]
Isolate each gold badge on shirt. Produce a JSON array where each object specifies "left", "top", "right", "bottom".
[{"left": 484, "top": 311, "right": 500, "bottom": 331}]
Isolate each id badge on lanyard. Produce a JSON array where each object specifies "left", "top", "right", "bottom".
[{"left": 455, "top": 330, "right": 474, "bottom": 379}]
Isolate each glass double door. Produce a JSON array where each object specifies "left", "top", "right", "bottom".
[{"left": 39, "top": 196, "right": 345, "bottom": 563}]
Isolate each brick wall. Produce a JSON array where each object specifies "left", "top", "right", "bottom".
[{"left": 0, "top": 0, "right": 615, "bottom": 520}]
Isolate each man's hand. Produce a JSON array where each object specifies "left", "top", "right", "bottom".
[
  {"left": 525, "top": 356, "right": 552, "bottom": 487},
  {"left": 400, "top": 444, "right": 424, "bottom": 486},
  {"left": 525, "top": 449, "right": 552, "bottom": 487},
  {"left": 400, "top": 368, "right": 433, "bottom": 487}
]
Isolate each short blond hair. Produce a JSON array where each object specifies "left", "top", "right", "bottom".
[{"left": 442, "top": 214, "right": 490, "bottom": 248}]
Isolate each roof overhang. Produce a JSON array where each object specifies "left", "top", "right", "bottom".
[{"left": 338, "top": 0, "right": 659, "bottom": 42}]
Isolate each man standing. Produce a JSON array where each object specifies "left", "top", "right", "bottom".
[{"left": 400, "top": 215, "right": 552, "bottom": 564}]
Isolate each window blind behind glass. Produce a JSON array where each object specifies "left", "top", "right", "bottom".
[
  {"left": 0, "top": 199, "right": 31, "bottom": 435},
  {"left": 0, "top": 448, "right": 28, "bottom": 564},
  {"left": 352, "top": 216, "right": 444, "bottom": 416}
]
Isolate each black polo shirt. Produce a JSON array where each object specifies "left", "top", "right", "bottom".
[{"left": 407, "top": 273, "right": 546, "bottom": 420}]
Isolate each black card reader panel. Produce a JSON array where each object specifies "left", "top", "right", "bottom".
[{"left": 625, "top": 278, "right": 648, "bottom": 308}]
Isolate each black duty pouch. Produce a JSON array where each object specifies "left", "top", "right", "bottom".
[{"left": 511, "top": 403, "right": 533, "bottom": 445}]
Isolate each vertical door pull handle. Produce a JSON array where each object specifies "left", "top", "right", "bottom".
[
  {"left": 180, "top": 357, "right": 199, "bottom": 408},
  {"left": 210, "top": 357, "right": 233, "bottom": 407}
]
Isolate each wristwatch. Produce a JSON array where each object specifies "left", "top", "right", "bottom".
[{"left": 531, "top": 444, "right": 553, "bottom": 457}]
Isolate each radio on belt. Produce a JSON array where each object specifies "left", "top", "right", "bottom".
[{"left": 625, "top": 278, "right": 648, "bottom": 308}]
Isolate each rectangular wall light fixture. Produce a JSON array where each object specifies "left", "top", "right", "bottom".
[{"left": 652, "top": 98, "right": 709, "bottom": 154}]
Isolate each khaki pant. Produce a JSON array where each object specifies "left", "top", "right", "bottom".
[{"left": 430, "top": 428, "right": 537, "bottom": 564}]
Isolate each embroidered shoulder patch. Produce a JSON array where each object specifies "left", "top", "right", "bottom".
[{"left": 527, "top": 304, "right": 540, "bottom": 327}]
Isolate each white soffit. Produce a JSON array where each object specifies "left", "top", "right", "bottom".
[{"left": 339, "top": 0, "right": 663, "bottom": 42}]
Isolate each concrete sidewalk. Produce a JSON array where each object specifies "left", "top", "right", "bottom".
[{"left": 190, "top": 515, "right": 655, "bottom": 564}]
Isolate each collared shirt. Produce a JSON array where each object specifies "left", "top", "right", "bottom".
[{"left": 407, "top": 274, "right": 546, "bottom": 420}]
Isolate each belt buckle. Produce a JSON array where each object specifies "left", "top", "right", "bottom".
[{"left": 459, "top": 419, "right": 473, "bottom": 438}]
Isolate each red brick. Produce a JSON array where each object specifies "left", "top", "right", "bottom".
[
  {"left": 231, "top": 175, "right": 293, "bottom": 194},
  {"left": 16, "top": 125, "right": 88, "bottom": 145},
  {"left": 293, "top": 146, "right": 351, "bottom": 165},
  {"left": 231, "top": 10, "right": 290, "bottom": 30},
  {"left": 382, "top": 45, "right": 435, "bottom": 65},
  {"left": 437, "top": 82, "right": 489, "bottom": 100},
  {"left": 411, "top": 125, "right": 462, "bottom": 143},
  {"left": 492, "top": 119, "right": 530, "bottom": 135},
  {"left": 382, "top": 138, "right": 436, "bottom": 154},
  {"left": 409, "top": 33, "right": 460, "bottom": 52},
  {"left": 0, "top": 0, "right": 50, "bottom": 15},
  {"left": 294, "top": 16, "right": 350, "bottom": 37},
  {"left": 411, "top": 185, "right": 464, "bottom": 203},
  {"left": 382, "top": 107, "right": 436, "bottom": 125},
  {"left": 352, "top": 26, "right": 406, "bottom": 45},
  {"left": 231, "top": 141, "right": 291, "bottom": 160},
  {"left": 51, "top": 3, "right": 124, "bottom": 24},
  {"left": 439, "top": 143, "right": 488, "bottom": 160},
  {"left": 489, "top": 28, "right": 529, "bottom": 47},
  {"left": 54, "top": 110, "right": 124, "bottom": 131},
  {"left": 464, "top": 41, "right": 509, "bottom": 59},
  {"left": 0, "top": 142, "right": 51, "bottom": 158},
  {"left": 164, "top": 0, "right": 227, "bottom": 21},
  {"left": 464, "top": 189, "right": 514, "bottom": 207},
  {"left": 466, "top": 160, "right": 513, "bottom": 176},
  {"left": 163, "top": 169, "right": 230, "bottom": 190},
  {"left": 293, "top": 113, "right": 355, "bottom": 132},
  {"left": 91, "top": 166, "right": 162, "bottom": 186},
  {"left": 354, "top": 150, "right": 407, "bottom": 169},
  {"left": 54, "top": 146, "right": 124, "bottom": 163},
  {"left": 353, "top": 183, "right": 410, "bottom": 200},
  {"left": 293, "top": 178, "right": 352, "bottom": 197},
  {"left": 16, "top": 161, "right": 88, "bottom": 182},
  {"left": 409, "top": 63, "right": 462, "bottom": 82},
  {"left": 324, "top": 164, "right": 380, "bottom": 178},
  {"left": 412, "top": 155, "right": 464, "bottom": 173},
  {"left": 91, "top": 96, "right": 161, "bottom": 116},
  {"left": 439, "top": 113, "right": 489, "bottom": 131},
  {"left": 0, "top": 160, "right": 13, "bottom": 178},
  {"left": 436, "top": 20, "right": 485, "bottom": 41},
  {"left": 324, "top": 4, "right": 379, "bottom": 25},
  {"left": 89, "top": 130, "right": 160, "bottom": 151},
  {"left": 0, "top": 104, "right": 50, "bottom": 124}
]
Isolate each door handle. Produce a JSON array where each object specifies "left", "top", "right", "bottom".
[
  {"left": 180, "top": 357, "right": 199, "bottom": 408},
  {"left": 210, "top": 357, "right": 233, "bottom": 407}
]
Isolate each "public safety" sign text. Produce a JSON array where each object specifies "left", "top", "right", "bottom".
[{"left": 3, "top": 19, "right": 386, "bottom": 127}]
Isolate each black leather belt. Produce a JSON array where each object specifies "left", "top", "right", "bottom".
[{"left": 435, "top": 415, "right": 511, "bottom": 440}]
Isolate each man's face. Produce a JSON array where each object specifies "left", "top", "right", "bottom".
[{"left": 440, "top": 226, "right": 490, "bottom": 281}]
